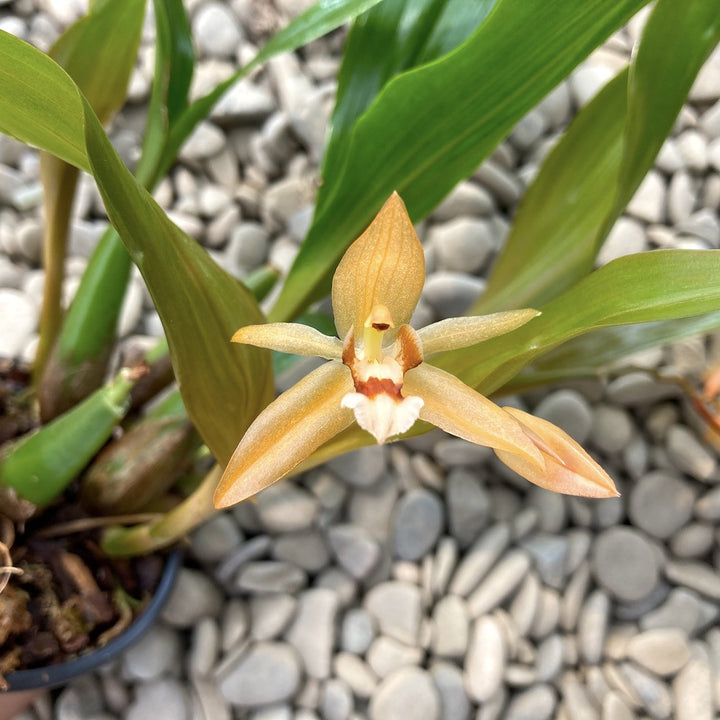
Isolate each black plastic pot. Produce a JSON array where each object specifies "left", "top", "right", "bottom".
[{"left": 1, "top": 549, "right": 182, "bottom": 693}]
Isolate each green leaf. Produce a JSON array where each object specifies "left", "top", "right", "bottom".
[
  {"left": 81, "top": 99, "right": 275, "bottom": 465},
  {"left": 475, "top": 0, "right": 720, "bottom": 313},
  {"left": 438, "top": 250, "right": 720, "bottom": 393},
  {"left": 270, "top": 0, "right": 650, "bottom": 322},
  {"left": 159, "top": 0, "right": 384, "bottom": 178},
  {"left": 508, "top": 312, "right": 720, "bottom": 391},
  {"left": 50, "top": 0, "right": 146, "bottom": 123},
  {"left": 0, "top": 30, "right": 88, "bottom": 170},
  {"left": 320, "top": 0, "right": 497, "bottom": 210}
]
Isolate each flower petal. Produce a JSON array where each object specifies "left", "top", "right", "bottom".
[
  {"left": 418, "top": 309, "right": 541, "bottom": 356},
  {"left": 403, "top": 363, "right": 545, "bottom": 469},
  {"left": 232, "top": 323, "right": 343, "bottom": 359},
  {"left": 496, "top": 407, "right": 619, "bottom": 498},
  {"left": 332, "top": 192, "right": 425, "bottom": 341},
  {"left": 214, "top": 362, "right": 354, "bottom": 507}
]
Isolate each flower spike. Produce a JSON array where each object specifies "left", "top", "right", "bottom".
[{"left": 215, "top": 193, "right": 618, "bottom": 507}]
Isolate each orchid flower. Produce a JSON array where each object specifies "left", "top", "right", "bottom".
[{"left": 214, "top": 193, "right": 618, "bottom": 507}]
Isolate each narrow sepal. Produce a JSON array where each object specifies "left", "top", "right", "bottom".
[
  {"left": 214, "top": 362, "right": 355, "bottom": 507},
  {"left": 403, "top": 363, "right": 545, "bottom": 469},
  {"left": 232, "top": 323, "right": 343, "bottom": 359}
]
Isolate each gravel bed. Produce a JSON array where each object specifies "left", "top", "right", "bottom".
[{"left": 3, "top": 2, "right": 720, "bottom": 719}]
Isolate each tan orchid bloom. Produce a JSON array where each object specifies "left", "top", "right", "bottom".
[{"left": 214, "top": 193, "right": 618, "bottom": 507}]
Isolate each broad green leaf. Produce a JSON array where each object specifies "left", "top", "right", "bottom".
[
  {"left": 320, "top": 0, "right": 497, "bottom": 210},
  {"left": 271, "top": 0, "right": 650, "bottom": 323},
  {"left": 438, "top": 250, "right": 720, "bottom": 393},
  {"left": 50, "top": 0, "right": 146, "bottom": 123},
  {"left": 81, "top": 99, "right": 274, "bottom": 464},
  {"left": 0, "top": 30, "right": 88, "bottom": 170},
  {"left": 159, "top": 0, "right": 384, "bottom": 178},
  {"left": 476, "top": 0, "right": 720, "bottom": 314},
  {"left": 508, "top": 312, "right": 720, "bottom": 391}
]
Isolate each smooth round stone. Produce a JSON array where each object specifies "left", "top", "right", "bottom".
[
  {"left": 467, "top": 549, "right": 530, "bottom": 617},
  {"left": 533, "top": 390, "right": 593, "bottom": 444},
  {"left": 56, "top": 676, "right": 103, "bottom": 720},
  {"left": 392, "top": 488, "right": 444, "bottom": 561},
  {"left": 0, "top": 288, "right": 36, "bottom": 356},
  {"left": 367, "top": 636, "right": 424, "bottom": 678},
  {"left": 193, "top": 2, "right": 243, "bottom": 58},
  {"left": 505, "top": 684, "right": 556, "bottom": 720},
  {"left": 433, "top": 438, "right": 492, "bottom": 467},
  {"left": 577, "top": 590, "right": 610, "bottom": 665},
  {"left": 126, "top": 679, "right": 190, "bottom": 720},
  {"left": 122, "top": 624, "right": 181, "bottom": 680},
  {"left": 620, "top": 663, "right": 673, "bottom": 719},
  {"left": 670, "top": 523, "right": 715, "bottom": 558},
  {"left": 285, "top": 588, "right": 339, "bottom": 679},
  {"left": 340, "top": 608, "right": 377, "bottom": 655},
  {"left": 328, "top": 446, "right": 387, "bottom": 487},
  {"left": 188, "top": 617, "right": 220, "bottom": 677},
  {"left": 519, "top": 533, "right": 568, "bottom": 589},
  {"left": 348, "top": 475, "right": 399, "bottom": 542},
  {"left": 445, "top": 468, "right": 490, "bottom": 548},
  {"left": 364, "top": 581, "right": 422, "bottom": 646},
  {"left": 535, "top": 634, "right": 564, "bottom": 683},
  {"left": 191, "top": 514, "right": 243, "bottom": 563},
  {"left": 333, "top": 652, "right": 378, "bottom": 699},
  {"left": 672, "top": 654, "right": 713, "bottom": 720},
  {"left": 236, "top": 561, "right": 307, "bottom": 594},
  {"left": 590, "top": 404, "right": 634, "bottom": 453},
  {"left": 179, "top": 121, "right": 225, "bottom": 160},
  {"left": 449, "top": 522, "right": 511, "bottom": 597},
  {"left": 272, "top": 530, "right": 330, "bottom": 573},
  {"left": 627, "top": 169, "right": 667, "bottom": 224},
  {"left": 626, "top": 628, "right": 691, "bottom": 676},
  {"left": 665, "top": 560, "right": 720, "bottom": 599},
  {"left": 430, "top": 595, "right": 469, "bottom": 659},
  {"left": 569, "top": 64, "right": 614, "bottom": 105},
  {"left": 591, "top": 527, "right": 660, "bottom": 603},
  {"left": 369, "top": 667, "right": 440, "bottom": 720},
  {"left": 473, "top": 160, "right": 522, "bottom": 206},
  {"left": 327, "top": 524, "right": 381, "bottom": 580},
  {"left": 226, "top": 222, "right": 269, "bottom": 271},
  {"left": 422, "top": 272, "right": 486, "bottom": 319},
  {"left": 597, "top": 217, "right": 647, "bottom": 265},
  {"left": 162, "top": 568, "right": 223, "bottom": 627},
  {"left": 431, "top": 181, "right": 494, "bottom": 221},
  {"left": 628, "top": 471, "right": 696, "bottom": 539},
  {"left": 321, "top": 678, "right": 353, "bottom": 720},
  {"left": 255, "top": 482, "right": 319, "bottom": 532},
  {"left": 509, "top": 571, "right": 541, "bottom": 637},
  {"left": 641, "top": 588, "right": 702, "bottom": 634},
  {"left": 668, "top": 170, "right": 696, "bottom": 224},
  {"left": 536, "top": 81, "right": 571, "bottom": 128},
  {"left": 428, "top": 217, "right": 494, "bottom": 273},
  {"left": 666, "top": 425, "right": 717, "bottom": 481},
  {"left": 219, "top": 642, "right": 302, "bottom": 707},
  {"left": 249, "top": 593, "right": 297, "bottom": 641},
  {"left": 429, "top": 661, "right": 470, "bottom": 720},
  {"left": 464, "top": 615, "right": 507, "bottom": 702}
]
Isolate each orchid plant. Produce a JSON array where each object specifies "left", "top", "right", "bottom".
[
  {"left": 216, "top": 193, "right": 617, "bottom": 507},
  {"left": 0, "top": 0, "right": 717, "bottom": 567}
]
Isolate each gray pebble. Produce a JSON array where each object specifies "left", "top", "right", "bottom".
[
  {"left": 627, "top": 169, "right": 666, "bottom": 223},
  {"left": 465, "top": 615, "right": 507, "bottom": 702},
  {"left": 445, "top": 468, "right": 490, "bottom": 548},
  {"left": 591, "top": 527, "right": 660, "bottom": 603},
  {"left": 473, "top": 160, "right": 523, "bottom": 207},
  {"left": 536, "top": 81, "right": 571, "bottom": 128},
  {"left": 431, "top": 536, "right": 458, "bottom": 598},
  {"left": 367, "top": 635, "right": 424, "bottom": 678},
  {"left": 327, "top": 524, "right": 381, "bottom": 580},
  {"left": 626, "top": 628, "right": 691, "bottom": 677},
  {"left": 590, "top": 404, "right": 634, "bottom": 453},
  {"left": 696, "top": 482, "right": 720, "bottom": 520},
  {"left": 431, "top": 181, "right": 494, "bottom": 221},
  {"left": 510, "top": 571, "right": 541, "bottom": 637},
  {"left": 364, "top": 581, "right": 422, "bottom": 646},
  {"left": 569, "top": 64, "right": 614, "bottom": 105},
  {"left": 333, "top": 652, "right": 378, "bottom": 698},
  {"left": 520, "top": 533, "right": 568, "bottom": 589},
  {"left": 226, "top": 222, "right": 269, "bottom": 272},
  {"left": 606, "top": 372, "right": 680, "bottom": 405},
  {"left": 212, "top": 79, "right": 275, "bottom": 124},
  {"left": 191, "top": 514, "right": 243, "bottom": 564},
  {"left": 577, "top": 590, "right": 610, "bottom": 665},
  {"left": 348, "top": 476, "right": 399, "bottom": 542},
  {"left": 505, "top": 684, "right": 556, "bottom": 720},
  {"left": 218, "top": 642, "right": 302, "bottom": 707},
  {"left": 216, "top": 534, "right": 272, "bottom": 586},
  {"left": 340, "top": 607, "right": 376, "bottom": 655},
  {"left": 601, "top": 691, "right": 635, "bottom": 720},
  {"left": 56, "top": 675, "right": 103, "bottom": 720},
  {"left": 560, "top": 674, "right": 598, "bottom": 720},
  {"left": 328, "top": 446, "right": 387, "bottom": 487},
  {"left": 272, "top": 530, "right": 330, "bottom": 573},
  {"left": 534, "top": 390, "right": 593, "bottom": 444},
  {"left": 179, "top": 121, "right": 226, "bottom": 161},
  {"left": 536, "top": 634, "right": 564, "bottom": 682},
  {"left": 220, "top": 599, "right": 249, "bottom": 651},
  {"left": 597, "top": 217, "right": 647, "bottom": 265},
  {"left": 628, "top": 471, "right": 696, "bottom": 539},
  {"left": 641, "top": 588, "right": 702, "bottom": 634},
  {"left": 670, "top": 522, "right": 715, "bottom": 558},
  {"left": 369, "top": 667, "right": 440, "bottom": 720},
  {"left": 510, "top": 109, "right": 548, "bottom": 150},
  {"left": 122, "top": 624, "right": 181, "bottom": 680},
  {"left": 433, "top": 438, "right": 492, "bottom": 467},
  {"left": 664, "top": 559, "right": 720, "bottom": 599},
  {"left": 392, "top": 488, "right": 443, "bottom": 561},
  {"left": 126, "top": 678, "right": 190, "bottom": 720},
  {"left": 256, "top": 482, "right": 319, "bottom": 533},
  {"left": 430, "top": 595, "right": 469, "bottom": 659},
  {"left": 620, "top": 662, "right": 673, "bottom": 719},
  {"left": 188, "top": 617, "right": 220, "bottom": 677},
  {"left": 315, "top": 567, "right": 357, "bottom": 608},
  {"left": 673, "top": 651, "right": 713, "bottom": 720},
  {"left": 193, "top": 2, "right": 243, "bottom": 58},
  {"left": 668, "top": 170, "right": 697, "bottom": 225},
  {"left": 428, "top": 217, "right": 494, "bottom": 273},
  {"left": 0, "top": 288, "right": 36, "bottom": 356},
  {"left": 285, "top": 588, "right": 338, "bottom": 679},
  {"left": 429, "top": 661, "right": 471, "bottom": 720},
  {"left": 237, "top": 561, "right": 307, "bottom": 594},
  {"left": 422, "top": 272, "right": 486, "bottom": 318},
  {"left": 449, "top": 523, "right": 510, "bottom": 596},
  {"left": 162, "top": 568, "right": 223, "bottom": 627},
  {"left": 467, "top": 549, "right": 530, "bottom": 617},
  {"left": 250, "top": 593, "right": 297, "bottom": 641},
  {"left": 321, "top": 678, "right": 353, "bottom": 720},
  {"left": 666, "top": 425, "right": 717, "bottom": 481}
]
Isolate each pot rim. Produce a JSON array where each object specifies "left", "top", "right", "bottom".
[{"left": 1, "top": 549, "right": 182, "bottom": 692}]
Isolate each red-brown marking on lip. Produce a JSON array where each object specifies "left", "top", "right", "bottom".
[
  {"left": 356, "top": 377, "right": 402, "bottom": 399},
  {"left": 371, "top": 322, "right": 391, "bottom": 331}
]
